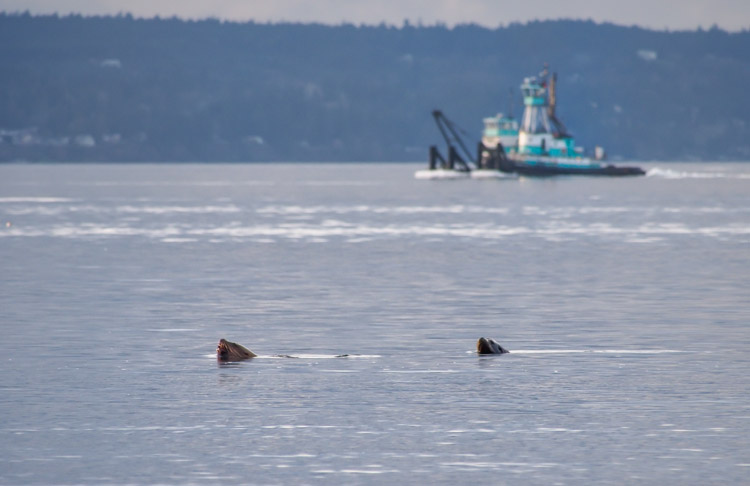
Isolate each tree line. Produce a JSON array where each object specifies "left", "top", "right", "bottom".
[{"left": 1, "top": 13, "right": 748, "bottom": 162}]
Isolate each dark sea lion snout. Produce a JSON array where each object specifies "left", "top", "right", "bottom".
[
  {"left": 217, "top": 338, "right": 257, "bottom": 361},
  {"left": 477, "top": 337, "right": 509, "bottom": 355}
]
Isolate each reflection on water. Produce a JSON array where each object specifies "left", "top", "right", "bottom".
[{"left": 1, "top": 163, "right": 749, "bottom": 484}]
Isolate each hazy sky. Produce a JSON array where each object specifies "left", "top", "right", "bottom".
[{"left": 1, "top": 0, "right": 749, "bottom": 31}]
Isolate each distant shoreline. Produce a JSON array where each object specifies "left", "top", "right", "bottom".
[
  {"left": 2, "top": 14, "right": 749, "bottom": 163},
  {"left": 3, "top": 160, "right": 749, "bottom": 165}
]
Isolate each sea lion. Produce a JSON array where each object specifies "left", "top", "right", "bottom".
[
  {"left": 477, "top": 337, "right": 509, "bottom": 355},
  {"left": 217, "top": 338, "right": 257, "bottom": 361}
]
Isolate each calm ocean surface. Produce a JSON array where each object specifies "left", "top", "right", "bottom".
[{"left": 1, "top": 162, "right": 749, "bottom": 485}]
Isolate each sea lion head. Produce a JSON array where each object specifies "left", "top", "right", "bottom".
[
  {"left": 477, "top": 337, "right": 509, "bottom": 355},
  {"left": 217, "top": 338, "right": 257, "bottom": 361}
]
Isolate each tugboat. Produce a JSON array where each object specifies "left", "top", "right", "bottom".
[
  {"left": 419, "top": 66, "right": 645, "bottom": 178},
  {"left": 480, "top": 66, "right": 645, "bottom": 176}
]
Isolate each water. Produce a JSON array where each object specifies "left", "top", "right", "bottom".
[{"left": 1, "top": 162, "right": 749, "bottom": 484}]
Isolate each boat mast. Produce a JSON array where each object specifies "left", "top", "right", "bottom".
[{"left": 546, "top": 71, "right": 569, "bottom": 137}]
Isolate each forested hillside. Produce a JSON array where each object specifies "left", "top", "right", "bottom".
[{"left": 1, "top": 13, "right": 748, "bottom": 162}]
